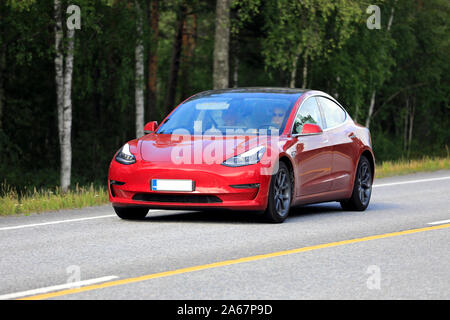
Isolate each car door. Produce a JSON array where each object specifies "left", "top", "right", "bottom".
[
  {"left": 292, "top": 97, "right": 333, "bottom": 196},
  {"left": 317, "top": 96, "right": 356, "bottom": 192}
]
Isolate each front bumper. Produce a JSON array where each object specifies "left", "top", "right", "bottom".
[{"left": 108, "top": 160, "right": 271, "bottom": 211}]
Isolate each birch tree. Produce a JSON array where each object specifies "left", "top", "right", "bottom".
[
  {"left": 213, "top": 0, "right": 231, "bottom": 89},
  {"left": 135, "top": 0, "right": 145, "bottom": 138},
  {"left": 54, "top": 0, "right": 76, "bottom": 192},
  {"left": 62, "top": 28, "right": 74, "bottom": 193},
  {"left": 0, "top": 2, "right": 5, "bottom": 131},
  {"left": 0, "top": 38, "right": 5, "bottom": 132},
  {"left": 55, "top": 0, "right": 64, "bottom": 147}
]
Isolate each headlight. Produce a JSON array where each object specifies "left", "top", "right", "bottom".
[
  {"left": 222, "top": 146, "right": 266, "bottom": 167},
  {"left": 115, "top": 143, "right": 136, "bottom": 165}
]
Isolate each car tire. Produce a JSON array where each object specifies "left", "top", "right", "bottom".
[
  {"left": 340, "top": 155, "right": 372, "bottom": 211},
  {"left": 113, "top": 206, "right": 149, "bottom": 220},
  {"left": 264, "top": 162, "right": 293, "bottom": 223}
]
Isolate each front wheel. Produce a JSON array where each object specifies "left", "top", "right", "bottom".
[
  {"left": 340, "top": 156, "right": 372, "bottom": 211},
  {"left": 113, "top": 206, "right": 149, "bottom": 220},
  {"left": 264, "top": 162, "right": 293, "bottom": 223}
]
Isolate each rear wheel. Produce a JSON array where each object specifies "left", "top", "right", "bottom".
[
  {"left": 113, "top": 206, "right": 149, "bottom": 220},
  {"left": 340, "top": 156, "right": 372, "bottom": 211},
  {"left": 264, "top": 162, "right": 292, "bottom": 223}
]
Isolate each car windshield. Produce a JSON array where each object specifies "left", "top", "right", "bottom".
[{"left": 157, "top": 92, "right": 302, "bottom": 135}]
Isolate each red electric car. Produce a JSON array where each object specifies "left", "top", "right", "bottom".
[{"left": 108, "top": 88, "right": 374, "bottom": 223}]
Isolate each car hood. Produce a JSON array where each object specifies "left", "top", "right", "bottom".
[{"left": 139, "top": 133, "right": 267, "bottom": 164}]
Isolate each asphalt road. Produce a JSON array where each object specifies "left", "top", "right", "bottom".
[{"left": 0, "top": 170, "right": 449, "bottom": 300}]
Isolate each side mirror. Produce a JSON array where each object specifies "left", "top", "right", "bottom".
[
  {"left": 300, "top": 123, "right": 323, "bottom": 135},
  {"left": 144, "top": 121, "right": 158, "bottom": 134}
]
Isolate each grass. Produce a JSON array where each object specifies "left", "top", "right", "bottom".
[
  {"left": 374, "top": 156, "right": 450, "bottom": 179},
  {"left": 0, "top": 183, "right": 108, "bottom": 216},
  {"left": 0, "top": 157, "right": 449, "bottom": 216}
]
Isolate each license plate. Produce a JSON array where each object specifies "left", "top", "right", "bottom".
[{"left": 151, "top": 179, "right": 195, "bottom": 192}]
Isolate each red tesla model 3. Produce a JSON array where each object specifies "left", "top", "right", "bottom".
[{"left": 108, "top": 88, "right": 374, "bottom": 223}]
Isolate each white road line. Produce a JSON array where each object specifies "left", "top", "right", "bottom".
[
  {"left": 0, "top": 209, "right": 163, "bottom": 231},
  {"left": 373, "top": 176, "right": 450, "bottom": 188},
  {"left": 427, "top": 219, "right": 450, "bottom": 225},
  {"left": 0, "top": 275, "right": 119, "bottom": 300},
  {"left": 0, "top": 214, "right": 116, "bottom": 231}
]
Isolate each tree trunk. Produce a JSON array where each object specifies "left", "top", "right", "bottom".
[
  {"left": 365, "top": 90, "right": 376, "bottom": 128},
  {"left": 0, "top": 4, "right": 4, "bottom": 131},
  {"left": 213, "top": 0, "right": 230, "bottom": 90},
  {"left": 232, "top": 42, "right": 239, "bottom": 88},
  {"left": 387, "top": 2, "right": 396, "bottom": 31},
  {"left": 54, "top": 0, "right": 64, "bottom": 147},
  {"left": 301, "top": 52, "right": 308, "bottom": 89},
  {"left": 147, "top": 0, "right": 159, "bottom": 121},
  {"left": 0, "top": 43, "right": 5, "bottom": 131},
  {"left": 180, "top": 13, "right": 196, "bottom": 99},
  {"left": 55, "top": 0, "right": 74, "bottom": 192},
  {"left": 61, "top": 29, "right": 75, "bottom": 192},
  {"left": 55, "top": 0, "right": 75, "bottom": 192},
  {"left": 407, "top": 97, "right": 415, "bottom": 157},
  {"left": 289, "top": 54, "right": 298, "bottom": 88},
  {"left": 164, "top": 2, "right": 186, "bottom": 115},
  {"left": 354, "top": 104, "right": 359, "bottom": 123},
  {"left": 289, "top": 44, "right": 303, "bottom": 89},
  {"left": 403, "top": 97, "right": 409, "bottom": 151},
  {"left": 135, "top": 0, "right": 145, "bottom": 138},
  {"left": 334, "top": 76, "right": 340, "bottom": 99}
]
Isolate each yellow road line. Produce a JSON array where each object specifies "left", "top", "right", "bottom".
[{"left": 20, "top": 223, "right": 450, "bottom": 300}]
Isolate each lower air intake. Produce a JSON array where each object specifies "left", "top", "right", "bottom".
[{"left": 132, "top": 193, "right": 222, "bottom": 204}]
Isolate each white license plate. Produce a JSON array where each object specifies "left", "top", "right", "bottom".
[{"left": 151, "top": 179, "right": 194, "bottom": 192}]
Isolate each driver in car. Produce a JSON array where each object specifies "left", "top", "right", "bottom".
[{"left": 271, "top": 107, "right": 285, "bottom": 128}]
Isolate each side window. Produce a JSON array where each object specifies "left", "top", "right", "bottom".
[
  {"left": 318, "top": 97, "right": 346, "bottom": 129},
  {"left": 292, "top": 97, "right": 323, "bottom": 134}
]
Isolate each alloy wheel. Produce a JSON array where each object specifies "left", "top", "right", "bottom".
[
  {"left": 273, "top": 168, "right": 291, "bottom": 217},
  {"left": 357, "top": 161, "right": 372, "bottom": 206}
]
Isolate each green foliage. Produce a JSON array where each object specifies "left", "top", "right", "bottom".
[
  {"left": 5, "top": 0, "right": 36, "bottom": 11},
  {"left": 231, "top": 0, "right": 261, "bottom": 34},
  {"left": 261, "top": 0, "right": 363, "bottom": 73}
]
